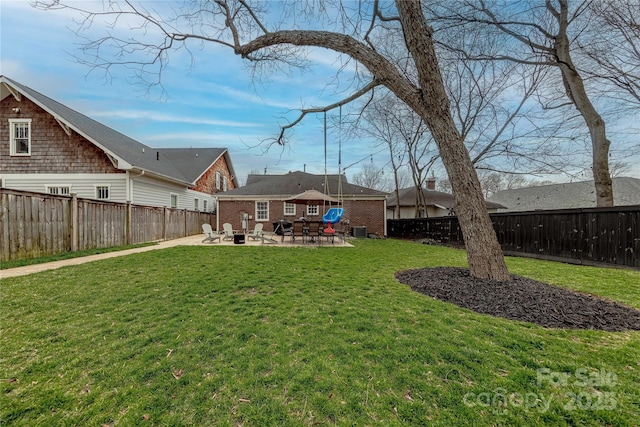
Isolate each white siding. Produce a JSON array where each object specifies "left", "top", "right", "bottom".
[
  {"left": 1, "top": 173, "right": 127, "bottom": 201},
  {"left": 131, "top": 175, "right": 215, "bottom": 211},
  {"left": 1, "top": 173, "right": 215, "bottom": 211}
]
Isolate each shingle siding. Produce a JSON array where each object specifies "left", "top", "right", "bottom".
[{"left": 1, "top": 95, "right": 120, "bottom": 174}]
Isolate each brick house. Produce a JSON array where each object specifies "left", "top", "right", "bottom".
[
  {"left": 216, "top": 171, "right": 388, "bottom": 236},
  {"left": 1, "top": 75, "right": 238, "bottom": 211}
]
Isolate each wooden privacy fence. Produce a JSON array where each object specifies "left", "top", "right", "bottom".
[
  {"left": 1, "top": 189, "right": 216, "bottom": 263},
  {"left": 387, "top": 206, "right": 640, "bottom": 268}
]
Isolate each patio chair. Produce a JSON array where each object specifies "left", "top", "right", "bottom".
[
  {"left": 222, "top": 223, "right": 234, "bottom": 240},
  {"left": 292, "top": 221, "right": 307, "bottom": 243},
  {"left": 201, "top": 223, "right": 221, "bottom": 243},
  {"left": 307, "top": 221, "right": 322, "bottom": 244},
  {"left": 248, "top": 223, "right": 264, "bottom": 240}
]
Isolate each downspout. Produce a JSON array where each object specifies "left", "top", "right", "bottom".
[
  {"left": 127, "top": 170, "right": 145, "bottom": 203},
  {"left": 216, "top": 197, "right": 220, "bottom": 232}
]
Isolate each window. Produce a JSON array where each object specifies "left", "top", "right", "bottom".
[
  {"left": 215, "top": 172, "right": 221, "bottom": 190},
  {"left": 306, "top": 205, "right": 319, "bottom": 216},
  {"left": 9, "top": 119, "right": 31, "bottom": 156},
  {"left": 256, "top": 201, "right": 269, "bottom": 221},
  {"left": 203, "top": 200, "right": 208, "bottom": 212},
  {"left": 96, "top": 185, "right": 110, "bottom": 200},
  {"left": 47, "top": 186, "right": 70, "bottom": 195},
  {"left": 284, "top": 202, "right": 296, "bottom": 216},
  {"left": 194, "top": 198, "right": 199, "bottom": 211},
  {"left": 223, "top": 176, "right": 228, "bottom": 191},
  {"left": 170, "top": 194, "right": 178, "bottom": 209}
]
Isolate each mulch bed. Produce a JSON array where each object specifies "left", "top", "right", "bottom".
[{"left": 395, "top": 267, "right": 640, "bottom": 331}]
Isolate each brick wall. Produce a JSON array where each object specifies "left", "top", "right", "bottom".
[
  {"left": 219, "top": 198, "right": 386, "bottom": 235},
  {"left": 342, "top": 199, "right": 385, "bottom": 235},
  {"left": 1, "top": 96, "right": 121, "bottom": 174},
  {"left": 193, "top": 155, "right": 236, "bottom": 194}
]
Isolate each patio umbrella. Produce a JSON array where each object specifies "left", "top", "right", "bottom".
[{"left": 285, "top": 189, "right": 339, "bottom": 205}]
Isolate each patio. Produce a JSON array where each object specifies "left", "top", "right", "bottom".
[{"left": 200, "top": 231, "right": 353, "bottom": 247}]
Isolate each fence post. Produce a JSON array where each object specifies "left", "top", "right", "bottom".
[
  {"left": 70, "top": 193, "right": 78, "bottom": 252},
  {"left": 126, "top": 201, "right": 132, "bottom": 245},
  {"left": 0, "top": 191, "right": 9, "bottom": 262},
  {"left": 163, "top": 207, "right": 168, "bottom": 241}
]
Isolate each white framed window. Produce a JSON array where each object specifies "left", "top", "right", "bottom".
[
  {"left": 194, "top": 198, "right": 199, "bottom": 211},
  {"left": 284, "top": 202, "right": 296, "bottom": 216},
  {"left": 223, "top": 176, "right": 228, "bottom": 191},
  {"left": 170, "top": 193, "right": 178, "bottom": 209},
  {"left": 203, "top": 200, "right": 208, "bottom": 212},
  {"left": 215, "top": 172, "right": 221, "bottom": 190},
  {"left": 47, "top": 186, "right": 70, "bottom": 196},
  {"left": 95, "top": 185, "right": 110, "bottom": 200},
  {"left": 256, "top": 201, "right": 269, "bottom": 221},
  {"left": 9, "top": 119, "right": 32, "bottom": 156},
  {"left": 306, "top": 205, "right": 319, "bottom": 216}
]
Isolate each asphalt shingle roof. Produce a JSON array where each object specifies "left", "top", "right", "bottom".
[
  {"left": 488, "top": 177, "right": 640, "bottom": 211},
  {"left": 387, "top": 187, "right": 505, "bottom": 209},
  {"left": 1, "top": 75, "right": 228, "bottom": 185},
  {"left": 219, "top": 171, "right": 387, "bottom": 198}
]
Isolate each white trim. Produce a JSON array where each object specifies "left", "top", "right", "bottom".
[
  {"left": 94, "top": 184, "right": 111, "bottom": 200},
  {"left": 255, "top": 200, "right": 269, "bottom": 221},
  {"left": 9, "top": 118, "right": 32, "bottom": 156},
  {"left": 45, "top": 184, "right": 72, "bottom": 195},
  {"left": 170, "top": 193, "right": 178, "bottom": 209},
  {"left": 283, "top": 202, "right": 296, "bottom": 216}
]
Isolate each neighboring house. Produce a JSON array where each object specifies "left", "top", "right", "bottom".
[
  {"left": 488, "top": 177, "right": 640, "bottom": 212},
  {"left": 387, "top": 180, "right": 504, "bottom": 218},
  {"left": 216, "top": 171, "right": 388, "bottom": 236},
  {"left": 1, "top": 75, "right": 238, "bottom": 211}
]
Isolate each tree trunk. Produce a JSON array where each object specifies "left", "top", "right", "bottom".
[
  {"left": 396, "top": 0, "right": 510, "bottom": 280},
  {"left": 237, "top": 1, "right": 511, "bottom": 280},
  {"left": 555, "top": 0, "right": 614, "bottom": 207}
]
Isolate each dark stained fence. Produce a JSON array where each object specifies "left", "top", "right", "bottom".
[
  {"left": 387, "top": 206, "right": 640, "bottom": 268},
  {"left": 1, "top": 189, "right": 216, "bottom": 262}
]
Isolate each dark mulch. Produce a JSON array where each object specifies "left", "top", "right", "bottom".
[{"left": 396, "top": 267, "right": 640, "bottom": 331}]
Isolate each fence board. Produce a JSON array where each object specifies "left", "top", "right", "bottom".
[
  {"left": 0, "top": 189, "right": 216, "bottom": 263},
  {"left": 388, "top": 206, "right": 640, "bottom": 268}
]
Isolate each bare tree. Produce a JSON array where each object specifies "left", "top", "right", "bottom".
[
  {"left": 351, "top": 160, "right": 389, "bottom": 191},
  {"left": 432, "top": 0, "right": 616, "bottom": 207},
  {"left": 357, "top": 91, "right": 440, "bottom": 217},
  {"left": 478, "top": 171, "right": 554, "bottom": 198},
  {"left": 37, "top": 0, "right": 510, "bottom": 281},
  {"left": 579, "top": 0, "right": 640, "bottom": 106}
]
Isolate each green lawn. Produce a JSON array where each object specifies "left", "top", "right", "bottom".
[{"left": 2, "top": 239, "right": 639, "bottom": 426}]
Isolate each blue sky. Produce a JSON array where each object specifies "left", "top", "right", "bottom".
[
  {"left": 2, "top": 1, "right": 639, "bottom": 185},
  {"left": 1, "top": 0, "right": 379, "bottom": 184}
]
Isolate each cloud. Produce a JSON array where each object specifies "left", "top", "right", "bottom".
[{"left": 88, "top": 109, "right": 262, "bottom": 128}]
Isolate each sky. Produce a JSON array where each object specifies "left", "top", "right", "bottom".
[
  {"left": 1, "top": 0, "right": 378, "bottom": 185},
  {"left": 1, "top": 0, "right": 639, "bottom": 186}
]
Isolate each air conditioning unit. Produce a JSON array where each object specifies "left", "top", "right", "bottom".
[{"left": 352, "top": 226, "right": 367, "bottom": 238}]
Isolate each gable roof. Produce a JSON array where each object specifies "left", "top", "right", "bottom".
[
  {"left": 387, "top": 187, "right": 505, "bottom": 210},
  {"left": 1, "top": 75, "right": 237, "bottom": 187},
  {"left": 488, "top": 177, "right": 640, "bottom": 212},
  {"left": 218, "top": 171, "right": 387, "bottom": 199}
]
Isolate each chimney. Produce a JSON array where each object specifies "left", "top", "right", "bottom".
[{"left": 426, "top": 176, "right": 436, "bottom": 190}]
